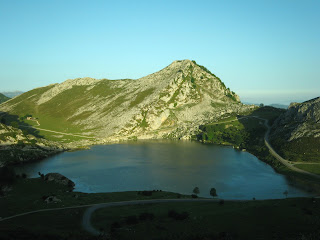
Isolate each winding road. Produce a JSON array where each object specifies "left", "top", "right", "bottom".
[
  {"left": 23, "top": 119, "right": 96, "bottom": 139},
  {"left": 0, "top": 198, "right": 227, "bottom": 233},
  {"left": 82, "top": 198, "right": 229, "bottom": 236},
  {"left": 261, "top": 118, "right": 320, "bottom": 179},
  {"left": 215, "top": 115, "right": 320, "bottom": 179}
]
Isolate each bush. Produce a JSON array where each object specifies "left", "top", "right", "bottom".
[
  {"left": 141, "top": 190, "right": 153, "bottom": 196},
  {"left": 191, "top": 194, "right": 198, "bottom": 198}
]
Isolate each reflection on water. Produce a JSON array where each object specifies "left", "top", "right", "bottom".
[{"left": 14, "top": 140, "right": 313, "bottom": 199}]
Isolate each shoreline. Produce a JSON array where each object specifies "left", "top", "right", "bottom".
[{"left": 3, "top": 135, "right": 320, "bottom": 196}]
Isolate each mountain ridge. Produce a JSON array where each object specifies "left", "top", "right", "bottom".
[{"left": 0, "top": 60, "right": 253, "bottom": 143}]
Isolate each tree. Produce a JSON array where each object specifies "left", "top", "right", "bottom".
[
  {"left": 283, "top": 190, "right": 288, "bottom": 198},
  {"left": 193, "top": 187, "right": 200, "bottom": 195},
  {"left": 210, "top": 188, "right": 217, "bottom": 197}
]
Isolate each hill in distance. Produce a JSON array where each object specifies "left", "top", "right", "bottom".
[
  {"left": 0, "top": 91, "right": 24, "bottom": 98},
  {"left": 0, "top": 93, "right": 10, "bottom": 104},
  {"left": 0, "top": 60, "right": 254, "bottom": 144}
]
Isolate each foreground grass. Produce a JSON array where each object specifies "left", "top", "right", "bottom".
[
  {"left": 0, "top": 178, "right": 191, "bottom": 218},
  {"left": 1, "top": 178, "right": 320, "bottom": 240},
  {"left": 0, "top": 177, "right": 192, "bottom": 239},
  {"left": 92, "top": 198, "right": 320, "bottom": 240}
]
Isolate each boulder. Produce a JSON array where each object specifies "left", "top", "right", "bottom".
[
  {"left": 44, "top": 173, "right": 75, "bottom": 189},
  {"left": 44, "top": 196, "right": 62, "bottom": 204}
]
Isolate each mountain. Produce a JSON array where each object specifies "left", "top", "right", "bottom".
[
  {"left": 270, "top": 97, "right": 320, "bottom": 162},
  {"left": 0, "top": 93, "right": 10, "bottom": 104},
  {"left": 1, "top": 91, "right": 24, "bottom": 98},
  {"left": 0, "top": 60, "right": 253, "bottom": 142}
]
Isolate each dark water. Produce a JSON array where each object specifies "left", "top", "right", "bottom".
[{"left": 15, "top": 140, "right": 313, "bottom": 199}]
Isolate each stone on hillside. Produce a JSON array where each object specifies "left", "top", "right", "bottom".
[
  {"left": 44, "top": 173, "right": 75, "bottom": 189},
  {"left": 44, "top": 195, "right": 62, "bottom": 204}
]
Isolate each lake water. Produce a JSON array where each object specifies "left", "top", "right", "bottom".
[{"left": 14, "top": 140, "right": 313, "bottom": 199}]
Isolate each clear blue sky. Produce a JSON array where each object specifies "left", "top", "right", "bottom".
[{"left": 1, "top": 0, "right": 319, "bottom": 104}]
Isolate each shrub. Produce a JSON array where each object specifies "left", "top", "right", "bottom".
[
  {"left": 193, "top": 187, "right": 200, "bottom": 195},
  {"left": 141, "top": 190, "right": 152, "bottom": 196}
]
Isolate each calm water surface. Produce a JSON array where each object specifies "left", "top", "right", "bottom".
[{"left": 15, "top": 140, "right": 312, "bottom": 199}]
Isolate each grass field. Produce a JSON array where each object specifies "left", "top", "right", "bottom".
[
  {"left": 1, "top": 177, "right": 320, "bottom": 240},
  {"left": 295, "top": 164, "right": 320, "bottom": 175},
  {"left": 91, "top": 198, "right": 320, "bottom": 240},
  {"left": 0, "top": 178, "right": 192, "bottom": 218},
  {"left": 0, "top": 177, "right": 192, "bottom": 239}
]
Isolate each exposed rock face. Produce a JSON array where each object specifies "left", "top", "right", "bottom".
[
  {"left": 44, "top": 173, "right": 75, "bottom": 189},
  {"left": 271, "top": 97, "right": 320, "bottom": 141},
  {"left": 0, "top": 60, "right": 254, "bottom": 142}
]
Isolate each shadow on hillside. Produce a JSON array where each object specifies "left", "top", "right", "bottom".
[
  {"left": 237, "top": 106, "right": 284, "bottom": 146},
  {"left": 238, "top": 106, "right": 285, "bottom": 124},
  {"left": 0, "top": 111, "right": 43, "bottom": 138}
]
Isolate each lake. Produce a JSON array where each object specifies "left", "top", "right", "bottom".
[{"left": 14, "top": 140, "right": 313, "bottom": 199}]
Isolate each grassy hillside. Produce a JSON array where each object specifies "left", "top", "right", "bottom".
[
  {"left": 0, "top": 93, "right": 10, "bottom": 104},
  {"left": 271, "top": 136, "right": 320, "bottom": 163}
]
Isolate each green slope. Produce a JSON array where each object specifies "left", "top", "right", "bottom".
[{"left": 0, "top": 93, "right": 10, "bottom": 104}]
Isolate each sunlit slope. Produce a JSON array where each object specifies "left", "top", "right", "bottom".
[{"left": 0, "top": 60, "right": 252, "bottom": 141}]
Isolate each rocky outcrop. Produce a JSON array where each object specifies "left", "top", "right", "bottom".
[
  {"left": 0, "top": 123, "right": 65, "bottom": 167},
  {"left": 44, "top": 196, "right": 62, "bottom": 204},
  {"left": 44, "top": 173, "right": 75, "bottom": 189},
  {"left": 271, "top": 97, "right": 320, "bottom": 141}
]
